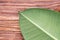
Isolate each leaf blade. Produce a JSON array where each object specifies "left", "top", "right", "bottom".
[{"left": 20, "top": 8, "right": 60, "bottom": 40}]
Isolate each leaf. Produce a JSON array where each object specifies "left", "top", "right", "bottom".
[{"left": 19, "top": 8, "right": 60, "bottom": 40}]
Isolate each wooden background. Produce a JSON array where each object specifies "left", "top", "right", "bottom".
[{"left": 0, "top": 0, "right": 60, "bottom": 40}]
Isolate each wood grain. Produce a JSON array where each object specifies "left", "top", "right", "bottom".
[{"left": 0, "top": 0, "right": 60, "bottom": 40}]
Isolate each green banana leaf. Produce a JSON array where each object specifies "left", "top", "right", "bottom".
[{"left": 19, "top": 8, "right": 60, "bottom": 40}]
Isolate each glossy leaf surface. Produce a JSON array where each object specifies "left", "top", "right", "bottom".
[{"left": 19, "top": 8, "right": 60, "bottom": 40}]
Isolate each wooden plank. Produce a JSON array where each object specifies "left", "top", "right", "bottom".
[{"left": 0, "top": 0, "right": 55, "bottom": 3}]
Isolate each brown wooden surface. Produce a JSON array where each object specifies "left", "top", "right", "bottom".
[{"left": 0, "top": 0, "right": 60, "bottom": 40}]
